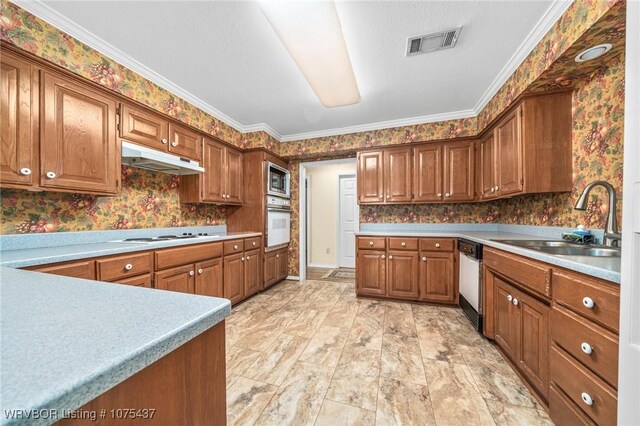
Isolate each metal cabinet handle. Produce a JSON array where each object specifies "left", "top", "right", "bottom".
[
  {"left": 171, "top": 141, "right": 178, "bottom": 147},
  {"left": 124, "top": 263, "right": 133, "bottom": 271},
  {"left": 401, "top": 242, "right": 406, "bottom": 247},
  {"left": 234, "top": 244, "right": 238, "bottom": 250},
  {"left": 161, "top": 138, "right": 168, "bottom": 144},
  {"left": 189, "top": 270, "right": 195, "bottom": 276},
  {"left": 197, "top": 268, "right": 203, "bottom": 274},
  {"left": 422, "top": 256, "right": 427, "bottom": 261},
  {"left": 581, "top": 342, "right": 593, "bottom": 355},
  {"left": 276, "top": 254, "right": 279, "bottom": 258},
  {"left": 46, "top": 171, "right": 56, "bottom": 179},
  {"left": 386, "top": 195, "right": 391, "bottom": 199},
  {"left": 512, "top": 298, "right": 519, "bottom": 306},
  {"left": 581, "top": 392, "right": 594, "bottom": 406},
  {"left": 582, "top": 297, "right": 595, "bottom": 309},
  {"left": 20, "top": 168, "right": 31, "bottom": 176},
  {"left": 437, "top": 193, "right": 442, "bottom": 197},
  {"left": 388, "top": 255, "right": 393, "bottom": 260},
  {"left": 252, "top": 242, "right": 256, "bottom": 246},
  {"left": 507, "top": 295, "right": 513, "bottom": 302},
  {"left": 246, "top": 256, "right": 250, "bottom": 260},
  {"left": 495, "top": 186, "right": 499, "bottom": 191},
  {"left": 381, "top": 255, "right": 385, "bottom": 259},
  {"left": 490, "top": 187, "right": 495, "bottom": 193},
  {"left": 445, "top": 193, "right": 451, "bottom": 197},
  {"left": 435, "top": 243, "right": 441, "bottom": 248},
  {"left": 241, "top": 257, "right": 245, "bottom": 261},
  {"left": 369, "top": 241, "right": 374, "bottom": 246}
]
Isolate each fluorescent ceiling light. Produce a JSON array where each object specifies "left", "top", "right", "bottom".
[{"left": 259, "top": 0, "right": 361, "bottom": 108}]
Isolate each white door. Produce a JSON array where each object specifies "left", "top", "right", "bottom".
[{"left": 338, "top": 175, "right": 357, "bottom": 268}]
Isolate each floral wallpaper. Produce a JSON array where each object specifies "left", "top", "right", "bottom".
[{"left": 1, "top": 166, "right": 226, "bottom": 233}]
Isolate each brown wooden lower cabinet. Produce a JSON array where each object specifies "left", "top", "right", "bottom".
[
  {"left": 244, "top": 249, "right": 261, "bottom": 297},
  {"left": 517, "top": 290, "right": 549, "bottom": 399},
  {"left": 387, "top": 250, "right": 418, "bottom": 299},
  {"left": 223, "top": 252, "right": 244, "bottom": 304},
  {"left": 116, "top": 273, "right": 152, "bottom": 288},
  {"left": 155, "top": 264, "right": 195, "bottom": 294},
  {"left": 264, "top": 247, "right": 288, "bottom": 289},
  {"left": 418, "top": 251, "right": 455, "bottom": 303},
  {"left": 31, "top": 259, "right": 96, "bottom": 280},
  {"left": 195, "top": 258, "right": 223, "bottom": 298},
  {"left": 59, "top": 321, "right": 226, "bottom": 425},
  {"left": 493, "top": 276, "right": 521, "bottom": 362},
  {"left": 356, "top": 250, "right": 386, "bottom": 297}
]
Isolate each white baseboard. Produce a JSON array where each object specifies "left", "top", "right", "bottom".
[
  {"left": 307, "top": 262, "right": 338, "bottom": 269},
  {"left": 286, "top": 275, "right": 300, "bottom": 281}
]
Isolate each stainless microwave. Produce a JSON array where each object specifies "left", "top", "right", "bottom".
[{"left": 266, "top": 162, "right": 290, "bottom": 198}]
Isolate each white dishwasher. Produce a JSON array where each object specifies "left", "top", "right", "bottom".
[{"left": 458, "top": 239, "right": 483, "bottom": 333}]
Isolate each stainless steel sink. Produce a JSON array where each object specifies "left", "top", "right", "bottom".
[{"left": 491, "top": 239, "right": 622, "bottom": 258}]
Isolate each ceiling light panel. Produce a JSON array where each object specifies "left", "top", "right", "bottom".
[{"left": 259, "top": 0, "right": 361, "bottom": 108}]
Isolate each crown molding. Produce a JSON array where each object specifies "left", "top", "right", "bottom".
[
  {"left": 279, "top": 109, "right": 476, "bottom": 142},
  {"left": 11, "top": 0, "right": 250, "bottom": 134},
  {"left": 472, "top": 0, "right": 573, "bottom": 114},
  {"left": 241, "top": 123, "right": 282, "bottom": 141}
]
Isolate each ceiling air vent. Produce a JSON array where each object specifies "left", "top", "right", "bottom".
[{"left": 406, "top": 27, "right": 462, "bottom": 56}]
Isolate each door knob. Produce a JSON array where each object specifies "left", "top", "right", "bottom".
[
  {"left": 198, "top": 268, "right": 203, "bottom": 274},
  {"left": 495, "top": 186, "right": 499, "bottom": 191},
  {"left": 381, "top": 255, "right": 385, "bottom": 259},
  {"left": 401, "top": 242, "right": 406, "bottom": 247},
  {"left": 437, "top": 193, "right": 442, "bottom": 197},
  {"left": 445, "top": 193, "right": 451, "bottom": 197},
  {"left": 581, "top": 342, "right": 593, "bottom": 355},
  {"left": 507, "top": 295, "right": 513, "bottom": 302},
  {"left": 252, "top": 242, "right": 256, "bottom": 246},
  {"left": 369, "top": 241, "right": 374, "bottom": 246},
  {"left": 512, "top": 298, "right": 519, "bottom": 306},
  {"left": 388, "top": 255, "right": 393, "bottom": 260},
  {"left": 435, "top": 243, "right": 441, "bottom": 248},
  {"left": 46, "top": 171, "right": 56, "bottom": 179},
  {"left": 422, "top": 256, "right": 427, "bottom": 261},
  {"left": 276, "top": 254, "right": 279, "bottom": 258},
  {"left": 234, "top": 244, "right": 238, "bottom": 250},
  {"left": 19, "top": 168, "right": 31, "bottom": 175},
  {"left": 386, "top": 195, "right": 390, "bottom": 199},
  {"left": 581, "top": 392, "right": 594, "bottom": 406},
  {"left": 246, "top": 256, "right": 250, "bottom": 260},
  {"left": 490, "top": 187, "right": 495, "bottom": 193},
  {"left": 161, "top": 138, "right": 168, "bottom": 144},
  {"left": 124, "top": 263, "right": 133, "bottom": 271},
  {"left": 582, "top": 297, "right": 595, "bottom": 309},
  {"left": 241, "top": 257, "right": 245, "bottom": 261},
  {"left": 189, "top": 270, "right": 195, "bottom": 276},
  {"left": 171, "top": 141, "right": 178, "bottom": 147}
]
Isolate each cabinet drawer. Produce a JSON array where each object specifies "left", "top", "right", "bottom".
[
  {"left": 224, "top": 239, "right": 244, "bottom": 255},
  {"left": 553, "top": 270, "right": 620, "bottom": 332},
  {"left": 97, "top": 252, "right": 152, "bottom": 281},
  {"left": 388, "top": 237, "right": 418, "bottom": 251},
  {"left": 115, "top": 274, "right": 152, "bottom": 288},
  {"left": 551, "top": 306, "right": 618, "bottom": 388},
  {"left": 549, "top": 384, "right": 596, "bottom": 426},
  {"left": 551, "top": 344, "right": 617, "bottom": 426},
  {"left": 357, "top": 237, "right": 386, "bottom": 250},
  {"left": 155, "top": 242, "right": 222, "bottom": 270},
  {"left": 484, "top": 248, "right": 551, "bottom": 298},
  {"left": 32, "top": 260, "right": 96, "bottom": 280},
  {"left": 244, "top": 237, "right": 262, "bottom": 251},
  {"left": 419, "top": 238, "right": 455, "bottom": 252}
]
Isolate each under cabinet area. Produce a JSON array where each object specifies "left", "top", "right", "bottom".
[{"left": 355, "top": 236, "right": 457, "bottom": 304}]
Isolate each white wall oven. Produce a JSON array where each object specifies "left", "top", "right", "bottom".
[
  {"left": 266, "top": 196, "right": 291, "bottom": 248},
  {"left": 267, "top": 162, "right": 290, "bottom": 198}
]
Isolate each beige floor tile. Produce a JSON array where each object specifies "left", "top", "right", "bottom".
[
  {"left": 424, "top": 359, "right": 495, "bottom": 425},
  {"left": 282, "top": 309, "right": 329, "bottom": 338},
  {"left": 381, "top": 334, "right": 427, "bottom": 386},
  {"left": 227, "top": 377, "right": 278, "bottom": 426},
  {"left": 337, "top": 343, "right": 381, "bottom": 376},
  {"left": 346, "top": 316, "right": 384, "bottom": 351},
  {"left": 415, "top": 320, "right": 465, "bottom": 364},
  {"left": 325, "top": 370, "right": 379, "bottom": 411},
  {"left": 485, "top": 400, "right": 553, "bottom": 425},
  {"left": 299, "top": 325, "right": 348, "bottom": 367},
  {"left": 244, "top": 333, "right": 310, "bottom": 385},
  {"left": 466, "top": 357, "right": 540, "bottom": 408},
  {"left": 226, "top": 346, "right": 262, "bottom": 386},
  {"left": 323, "top": 302, "right": 359, "bottom": 329},
  {"left": 315, "top": 400, "right": 376, "bottom": 426},
  {"left": 376, "top": 377, "right": 435, "bottom": 425},
  {"left": 255, "top": 361, "right": 334, "bottom": 425},
  {"left": 384, "top": 309, "right": 418, "bottom": 338}
]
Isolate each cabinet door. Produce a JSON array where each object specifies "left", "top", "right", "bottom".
[
  {"left": 413, "top": 145, "right": 442, "bottom": 202},
  {"left": 387, "top": 250, "right": 418, "bottom": 299},
  {"left": 356, "top": 250, "right": 386, "bottom": 296},
  {"left": 244, "top": 249, "right": 261, "bottom": 297},
  {"left": 155, "top": 264, "right": 195, "bottom": 294},
  {"left": 384, "top": 147, "right": 412, "bottom": 203},
  {"left": 41, "top": 72, "right": 117, "bottom": 194},
  {"left": 33, "top": 259, "right": 96, "bottom": 280},
  {"left": 119, "top": 104, "right": 168, "bottom": 150},
  {"left": 479, "top": 134, "right": 497, "bottom": 199},
  {"left": 264, "top": 251, "right": 279, "bottom": 288},
  {"left": 277, "top": 249, "right": 289, "bottom": 280},
  {"left": 357, "top": 151, "right": 384, "bottom": 203},
  {"left": 443, "top": 140, "right": 475, "bottom": 201},
  {"left": 1, "top": 52, "right": 37, "bottom": 187},
  {"left": 195, "top": 258, "right": 223, "bottom": 298},
  {"left": 495, "top": 107, "right": 523, "bottom": 196},
  {"left": 494, "top": 277, "right": 520, "bottom": 361},
  {"left": 517, "top": 291, "right": 549, "bottom": 399},
  {"left": 418, "top": 251, "right": 455, "bottom": 303},
  {"left": 201, "top": 138, "right": 226, "bottom": 202},
  {"left": 225, "top": 147, "right": 243, "bottom": 204},
  {"left": 168, "top": 122, "right": 201, "bottom": 161},
  {"left": 223, "top": 252, "right": 245, "bottom": 304},
  {"left": 116, "top": 274, "right": 152, "bottom": 288}
]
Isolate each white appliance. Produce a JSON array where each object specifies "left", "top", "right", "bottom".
[
  {"left": 458, "top": 239, "right": 483, "bottom": 332},
  {"left": 266, "top": 162, "right": 290, "bottom": 198},
  {"left": 266, "top": 196, "right": 291, "bottom": 248},
  {"left": 121, "top": 141, "right": 204, "bottom": 175}
]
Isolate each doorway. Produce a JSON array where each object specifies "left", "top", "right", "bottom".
[{"left": 299, "top": 158, "right": 358, "bottom": 281}]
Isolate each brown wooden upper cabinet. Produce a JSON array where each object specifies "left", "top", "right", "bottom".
[
  {"left": 383, "top": 147, "right": 412, "bottom": 203},
  {"left": 1, "top": 52, "right": 38, "bottom": 188},
  {"left": 168, "top": 122, "right": 201, "bottom": 161},
  {"left": 119, "top": 103, "right": 169, "bottom": 151},
  {"left": 494, "top": 106, "right": 523, "bottom": 197},
  {"left": 41, "top": 71, "right": 119, "bottom": 195},
  {"left": 413, "top": 144, "right": 442, "bottom": 202},
  {"left": 180, "top": 137, "right": 243, "bottom": 205},
  {"left": 478, "top": 132, "right": 497, "bottom": 200},
  {"left": 357, "top": 150, "right": 384, "bottom": 203},
  {"left": 443, "top": 140, "right": 475, "bottom": 202}
]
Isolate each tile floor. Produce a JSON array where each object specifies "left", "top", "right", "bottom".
[{"left": 226, "top": 278, "right": 553, "bottom": 425}]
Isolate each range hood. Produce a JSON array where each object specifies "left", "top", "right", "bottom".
[{"left": 121, "top": 141, "right": 204, "bottom": 175}]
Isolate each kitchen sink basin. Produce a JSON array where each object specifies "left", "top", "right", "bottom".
[{"left": 492, "top": 239, "right": 621, "bottom": 258}]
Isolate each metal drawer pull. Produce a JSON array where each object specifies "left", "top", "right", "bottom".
[
  {"left": 381, "top": 255, "right": 385, "bottom": 259},
  {"left": 20, "top": 168, "right": 31, "bottom": 175},
  {"left": 437, "top": 193, "right": 442, "bottom": 197},
  {"left": 388, "top": 255, "right": 393, "bottom": 260},
  {"left": 246, "top": 256, "right": 250, "bottom": 260},
  {"left": 507, "top": 295, "right": 513, "bottom": 302},
  {"left": 512, "top": 298, "right": 519, "bottom": 306},
  {"left": 171, "top": 141, "right": 178, "bottom": 147},
  {"left": 581, "top": 342, "right": 593, "bottom": 355},
  {"left": 197, "top": 268, "right": 203, "bottom": 274},
  {"left": 386, "top": 195, "right": 390, "bottom": 199},
  {"left": 234, "top": 244, "right": 238, "bottom": 250},
  {"left": 495, "top": 186, "right": 499, "bottom": 191},
  {"left": 242, "top": 257, "right": 245, "bottom": 261},
  {"left": 276, "top": 254, "right": 279, "bottom": 258},
  {"left": 435, "top": 243, "right": 441, "bottom": 248},
  {"left": 581, "top": 392, "right": 594, "bottom": 406},
  {"left": 445, "top": 193, "right": 450, "bottom": 197},
  {"left": 401, "top": 242, "right": 406, "bottom": 247},
  {"left": 161, "top": 138, "right": 168, "bottom": 144},
  {"left": 422, "top": 256, "right": 427, "bottom": 261},
  {"left": 582, "top": 297, "right": 595, "bottom": 309},
  {"left": 490, "top": 187, "right": 495, "bottom": 193},
  {"left": 124, "top": 263, "right": 133, "bottom": 271},
  {"left": 252, "top": 242, "right": 256, "bottom": 246},
  {"left": 189, "top": 270, "right": 195, "bottom": 276},
  {"left": 369, "top": 241, "right": 374, "bottom": 246},
  {"left": 46, "top": 171, "right": 56, "bottom": 179}
]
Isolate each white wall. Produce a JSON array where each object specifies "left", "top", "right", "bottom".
[{"left": 307, "top": 161, "right": 356, "bottom": 267}]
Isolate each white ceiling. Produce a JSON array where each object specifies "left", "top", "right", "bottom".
[{"left": 18, "top": 1, "right": 570, "bottom": 141}]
